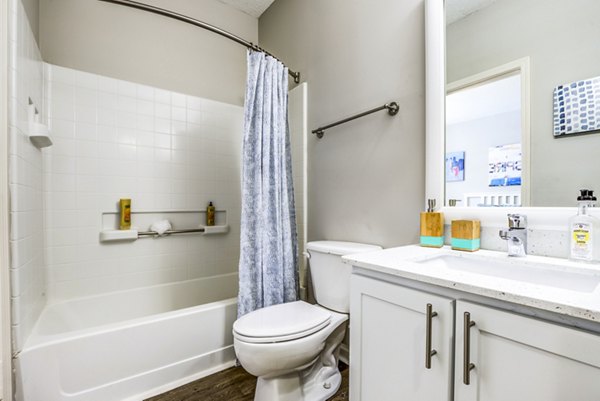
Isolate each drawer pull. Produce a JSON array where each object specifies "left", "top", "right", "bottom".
[
  {"left": 425, "top": 303, "right": 438, "bottom": 369},
  {"left": 463, "top": 311, "right": 476, "bottom": 385}
]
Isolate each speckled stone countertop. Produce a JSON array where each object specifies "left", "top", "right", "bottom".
[{"left": 343, "top": 245, "right": 600, "bottom": 323}]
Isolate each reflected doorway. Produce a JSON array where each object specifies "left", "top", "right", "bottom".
[{"left": 445, "top": 60, "right": 530, "bottom": 207}]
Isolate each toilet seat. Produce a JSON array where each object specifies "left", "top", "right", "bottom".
[{"left": 233, "top": 301, "right": 331, "bottom": 344}]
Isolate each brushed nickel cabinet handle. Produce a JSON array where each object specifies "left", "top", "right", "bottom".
[
  {"left": 425, "top": 303, "right": 438, "bottom": 369},
  {"left": 463, "top": 311, "right": 476, "bottom": 385}
]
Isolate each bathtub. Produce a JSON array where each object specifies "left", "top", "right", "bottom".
[{"left": 16, "top": 273, "right": 238, "bottom": 401}]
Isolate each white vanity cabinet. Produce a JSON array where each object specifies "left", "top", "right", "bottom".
[
  {"left": 350, "top": 274, "right": 600, "bottom": 401},
  {"left": 349, "top": 275, "right": 455, "bottom": 401},
  {"left": 455, "top": 300, "right": 600, "bottom": 401}
]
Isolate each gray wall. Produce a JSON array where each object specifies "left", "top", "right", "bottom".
[
  {"left": 447, "top": 0, "right": 600, "bottom": 206},
  {"left": 21, "top": 0, "right": 39, "bottom": 43},
  {"left": 259, "top": 0, "right": 426, "bottom": 249},
  {"left": 39, "top": 0, "right": 258, "bottom": 105}
]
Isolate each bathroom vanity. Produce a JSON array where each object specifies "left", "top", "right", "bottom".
[{"left": 344, "top": 246, "right": 600, "bottom": 401}]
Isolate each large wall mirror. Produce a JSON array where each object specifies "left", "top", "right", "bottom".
[{"left": 427, "top": 0, "right": 600, "bottom": 209}]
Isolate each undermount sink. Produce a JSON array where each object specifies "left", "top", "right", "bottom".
[{"left": 415, "top": 254, "right": 600, "bottom": 293}]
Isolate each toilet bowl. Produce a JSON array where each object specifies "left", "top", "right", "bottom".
[
  {"left": 234, "top": 301, "right": 348, "bottom": 401},
  {"left": 233, "top": 241, "right": 382, "bottom": 401}
]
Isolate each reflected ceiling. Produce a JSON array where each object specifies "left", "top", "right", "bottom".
[{"left": 446, "top": 0, "right": 499, "bottom": 24}]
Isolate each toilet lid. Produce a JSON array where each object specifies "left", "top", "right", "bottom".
[
  {"left": 233, "top": 301, "right": 331, "bottom": 343},
  {"left": 306, "top": 241, "right": 382, "bottom": 256}
]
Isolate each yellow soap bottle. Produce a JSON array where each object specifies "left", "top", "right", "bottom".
[
  {"left": 206, "top": 201, "right": 215, "bottom": 226},
  {"left": 119, "top": 199, "right": 131, "bottom": 230}
]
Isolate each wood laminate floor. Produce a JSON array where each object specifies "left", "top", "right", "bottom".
[{"left": 146, "top": 363, "right": 349, "bottom": 401}]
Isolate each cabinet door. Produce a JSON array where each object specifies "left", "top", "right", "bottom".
[
  {"left": 455, "top": 301, "right": 600, "bottom": 401},
  {"left": 350, "top": 275, "right": 454, "bottom": 401}
]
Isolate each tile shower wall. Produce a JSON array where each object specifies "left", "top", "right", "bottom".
[
  {"left": 44, "top": 64, "right": 243, "bottom": 301},
  {"left": 8, "top": 0, "right": 46, "bottom": 351}
]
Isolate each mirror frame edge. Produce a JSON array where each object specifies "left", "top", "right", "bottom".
[
  {"left": 425, "top": 0, "right": 445, "bottom": 206},
  {"left": 424, "top": 0, "right": 579, "bottom": 227}
]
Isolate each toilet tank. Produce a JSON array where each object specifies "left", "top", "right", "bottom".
[{"left": 306, "top": 241, "right": 382, "bottom": 313}]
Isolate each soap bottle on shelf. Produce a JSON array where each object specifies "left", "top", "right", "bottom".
[
  {"left": 119, "top": 198, "right": 131, "bottom": 230},
  {"left": 569, "top": 189, "right": 599, "bottom": 263},
  {"left": 206, "top": 201, "right": 215, "bottom": 226}
]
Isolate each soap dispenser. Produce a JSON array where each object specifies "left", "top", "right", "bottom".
[
  {"left": 569, "top": 189, "right": 599, "bottom": 263},
  {"left": 206, "top": 201, "right": 216, "bottom": 226}
]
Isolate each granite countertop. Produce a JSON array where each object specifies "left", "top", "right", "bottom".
[{"left": 342, "top": 245, "right": 600, "bottom": 323}]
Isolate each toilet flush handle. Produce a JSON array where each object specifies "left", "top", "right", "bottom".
[{"left": 303, "top": 251, "right": 311, "bottom": 259}]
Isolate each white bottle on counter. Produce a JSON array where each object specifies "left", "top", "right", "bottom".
[{"left": 569, "top": 189, "right": 599, "bottom": 263}]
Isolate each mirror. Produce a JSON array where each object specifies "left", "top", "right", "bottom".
[
  {"left": 443, "top": 0, "right": 600, "bottom": 207},
  {"left": 446, "top": 66, "right": 526, "bottom": 207}
]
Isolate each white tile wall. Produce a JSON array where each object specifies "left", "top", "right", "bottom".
[
  {"left": 45, "top": 65, "right": 244, "bottom": 302},
  {"left": 8, "top": 0, "right": 46, "bottom": 352},
  {"left": 8, "top": 4, "right": 304, "bottom": 352}
]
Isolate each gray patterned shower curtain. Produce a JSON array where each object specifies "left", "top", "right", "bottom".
[{"left": 237, "top": 50, "right": 298, "bottom": 318}]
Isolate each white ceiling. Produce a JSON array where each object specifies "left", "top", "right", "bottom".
[
  {"left": 446, "top": 74, "right": 521, "bottom": 126},
  {"left": 216, "top": 0, "right": 276, "bottom": 18},
  {"left": 446, "top": 0, "right": 499, "bottom": 25}
]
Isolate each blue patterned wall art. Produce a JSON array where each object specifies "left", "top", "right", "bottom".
[{"left": 553, "top": 76, "right": 600, "bottom": 137}]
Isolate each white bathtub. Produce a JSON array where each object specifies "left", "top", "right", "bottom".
[{"left": 16, "top": 273, "right": 238, "bottom": 401}]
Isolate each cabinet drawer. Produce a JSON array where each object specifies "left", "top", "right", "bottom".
[
  {"left": 455, "top": 301, "right": 600, "bottom": 401},
  {"left": 350, "top": 275, "right": 454, "bottom": 401}
]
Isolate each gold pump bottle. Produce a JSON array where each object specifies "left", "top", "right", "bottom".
[
  {"left": 120, "top": 199, "right": 131, "bottom": 230},
  {"left": 206, "top": 201, "right": 215, "bottom": 226}
]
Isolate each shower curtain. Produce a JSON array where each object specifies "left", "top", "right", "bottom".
[{"left": 237, "top": 50, "right": 298, "bottom": 318}]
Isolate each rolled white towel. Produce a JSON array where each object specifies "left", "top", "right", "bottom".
[{"left": 150, "top": 220, "right": 172, "bottom": 236}]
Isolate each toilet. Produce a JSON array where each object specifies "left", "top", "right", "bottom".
[{"left": 233, "top": 241, "right": 382, "bottom": 401}]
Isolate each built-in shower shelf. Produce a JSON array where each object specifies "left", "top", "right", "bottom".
[
  {"left": 201, "top": 225, "right": 230, "bottom": 235},
  {"left": 100, "top": 230, "right": 139, "bottom": 242},
  {"left": 100, "top": 224, "right": 230, "bottom": 242},
  {"left": 99, "top": 209, "right": 230, "bottom": 242}
]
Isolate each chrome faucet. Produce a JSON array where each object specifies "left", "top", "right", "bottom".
[{"left": 499, "top": 214, "right": 528, "bottom": 257}]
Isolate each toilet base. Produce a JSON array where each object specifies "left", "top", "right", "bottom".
[
  {"left": 255, "top": 370, "right": 341, "bottom": 401},
  {"left": 253, "top": 323, "right": 346, "bottom": 401}
]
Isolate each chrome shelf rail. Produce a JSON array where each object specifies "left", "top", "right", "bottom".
[{"left": 137, "top": 228, "right": 205, "bottom": 237}]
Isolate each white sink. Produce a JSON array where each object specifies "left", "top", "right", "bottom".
[{"left": 416, "top": 254, "right": 600, "bottom": 293}]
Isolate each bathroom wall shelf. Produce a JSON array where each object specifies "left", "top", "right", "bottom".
[
  {"left": 28, "top": 121, "right": 53, "bottom": 149},
  {"left": 201, "top": 225, "right": 230, "bottom": 235},
  {"left": 100, "top": 230, "right": 139, "bottom": 242},
  {"left": 100, "top": 225, "right": 229, "bottom": 242},
  {"left": 99, "top": 209, "right": 229, "bottom": 242}
]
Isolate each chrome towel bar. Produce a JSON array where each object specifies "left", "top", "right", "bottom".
[{"left": 312, "top": 101, "right": 399, "bottom": 139}]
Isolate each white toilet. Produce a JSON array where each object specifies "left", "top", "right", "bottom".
[{"left": 233, "top": 241, "right": 382, "bottom": 401}]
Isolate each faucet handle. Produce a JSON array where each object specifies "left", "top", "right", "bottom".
[{"left": 507, "top": 214, "right": 527, "bottom": 229}]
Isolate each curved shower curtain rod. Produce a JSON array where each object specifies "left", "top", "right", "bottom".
[{"left": 98, "top": 0, "right": 301, "bottom": 84}]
